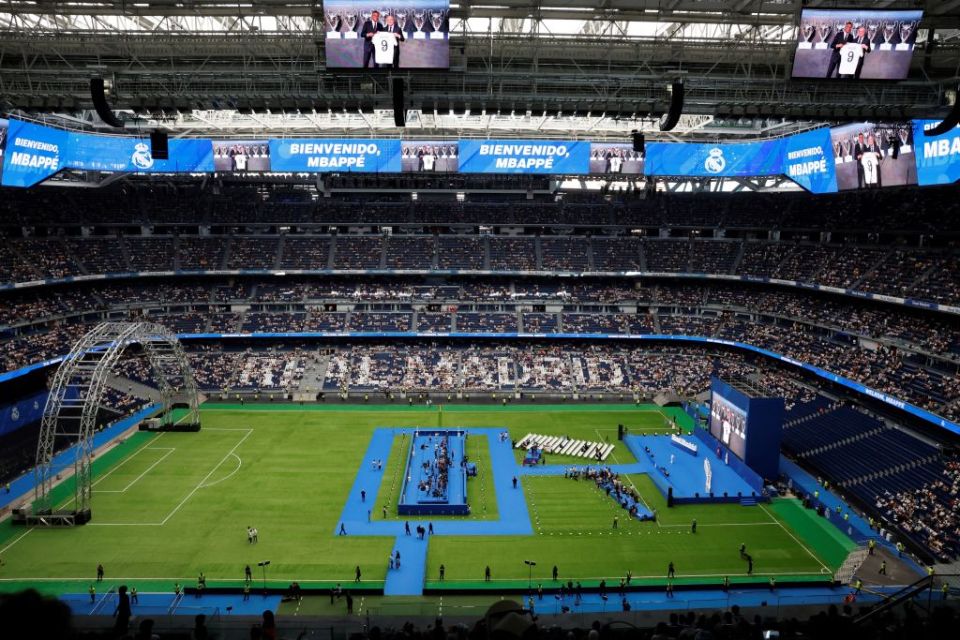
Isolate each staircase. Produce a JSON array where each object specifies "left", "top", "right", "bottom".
[{"left": 739, "top": 496, "right": 758, "bottom": 507}]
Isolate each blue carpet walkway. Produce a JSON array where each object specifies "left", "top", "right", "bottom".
[{"left": 335, "top": 428, "right": 535, "bottom": 596}]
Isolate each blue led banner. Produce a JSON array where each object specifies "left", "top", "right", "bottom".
[
  {"left": 644, "top": 140, "right": 785, "bottom": 177},
  {"left": 782, "top": 127, "right": 838, "bottom": 194},
  {"left": 269, "top": 138, "right": 401, "bottom": 172},
  {"left": 65, "top": 132, "right": 214, "bottom": 174},
  {"left": 0, "top": 119, "right": 212, "bottom": 187},
  {"left": 0, "top": 119, "right": 69, "bottom": 187},
  {"left": 2, "top": 118, "right": 960, "bottom": 188},
  {"left": 458, "top": 140, "right": 590, "bottom": 174},
  {"left": 0, "top": 391, "right": 47, "bottom": 437},
  {"left": 912, "top": 119, "right": 960, "bottom": 186}
]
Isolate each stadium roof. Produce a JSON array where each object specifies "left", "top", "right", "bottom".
[{"left": 0, "top": 1, "right": 958, "bottom": 140}]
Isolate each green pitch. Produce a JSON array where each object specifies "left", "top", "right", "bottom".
[{"left": 0, "top": 404, "right": 851, "bottom": 596}]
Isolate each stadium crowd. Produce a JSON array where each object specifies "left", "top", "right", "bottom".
[{"left": 874, "top": 452, "right": 960, "bottom": 562}]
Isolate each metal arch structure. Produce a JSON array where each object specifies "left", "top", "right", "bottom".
[{"left": 33, "top": 321, "right": 200, "bottom": 523}]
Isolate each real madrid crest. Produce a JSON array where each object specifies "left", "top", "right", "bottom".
[
  {"left": 131, "top": 142, "right": 155, "bottom": 170},
  {"left": 704, "top": 147, "right": 726, "bottom": 174}
]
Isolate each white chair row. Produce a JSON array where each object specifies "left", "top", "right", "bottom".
[{"left": 515, "top": 433, "right": 615, "bottom": 461}]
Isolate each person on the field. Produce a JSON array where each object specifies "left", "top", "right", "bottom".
[
  {"left": 879, "top": 560, "right": 887, "bottom": 575},
  {"left": 338, "top": 522, "right": 347, "bottom": 535},
  {"left": 552, "top": 565, "right": 559, "bottom": 581},
  {"left": 439, "top": 564, "right": 445, "bottom": 581},
  {"left": 252, "top": 528, "right": 259, "bottom": 543},
  {"left": 485, "top": 565, "right": 491, "bottom": 582},
  {"left": 667, "top": 562, "right": 675, "bottom": 578},
  {"left": 691, "top": 519, "right": 697, "bottom": 534},
  {"left": 245, "top": 565, "right": 252, "bottom": 582},
  {"left": 355, "top": 566, "right": 361, "bottom": 582},
  {"left": 130, "top": 585, "right": 138, "bottom": 604},
  {"left": 89, "top": 584, "right": 96, "bottom": 603},
  {"left": 96, "top": 564, "right": 104, "bottom": 582}
]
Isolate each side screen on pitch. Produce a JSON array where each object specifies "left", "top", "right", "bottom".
[
  {"left": 324, "top": 1, "right": 449, "bottom": 69},
  {"left": 709, "top": 393, "right": 748, "bottom": 461},
  {"left": 792, "top": 9, "right": 923, "bottom": 80}
]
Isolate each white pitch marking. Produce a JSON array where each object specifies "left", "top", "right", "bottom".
[
  {"left": 758, "top": 503, "right": 832, "bottom": 574},
  {"left": 0, "top": 528, "right": 33, "bottom": 554},
  {"left": 94, "top": 448, "right": 176, "bottom": 494},
  {"left": 199, "top": 453, "right": 242, "bottom": 489},
  {"left": 159, "top": 429, "right": 253, "bottom": 525}
]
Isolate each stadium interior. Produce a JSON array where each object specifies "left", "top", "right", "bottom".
[{"left": 1, "top": 1, "right": 960, "bottom": 639}]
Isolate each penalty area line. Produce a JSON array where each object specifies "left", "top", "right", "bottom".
[
  {"left": 159, "top": 429, "right": 253, "bottom": 525},
  {"left": 0, "top": 528, "right": 33, "bottom": 555},
  {"left": 199, "top": 453, "right": 242, "bottom": 489},
  {"left": 93, "top": 448, "right": 176, "bottom": 494}
]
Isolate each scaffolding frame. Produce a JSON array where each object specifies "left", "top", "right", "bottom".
[{"left": 32, "top": 321, "right": 199, "bottom": 522}]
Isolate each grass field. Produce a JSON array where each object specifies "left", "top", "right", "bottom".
[{"left": 0, "top": 404, "right": 851, "bottom": 596}]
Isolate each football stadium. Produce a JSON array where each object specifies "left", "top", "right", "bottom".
[{"left": 1, "top": 1, "right": 960, "bottom": 639}]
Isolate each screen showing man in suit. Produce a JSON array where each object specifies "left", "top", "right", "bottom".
[
  {"left": 212, "top": 141, "right": 272, "bottom": 173},
  {"left": 401, "top": 142, "right": 458, "bottom": 173},
  {"left": 588, "top": 143, "right": 645, "bottom": 175},
  {"left": 325, "top": 1, "right": 449, "bottom": 69},
  {"left": 830, "top": 122, "right": 917, "bottom": 191},
  {"left": 792, "top": 9, "right": 923, "bottom": 80}
]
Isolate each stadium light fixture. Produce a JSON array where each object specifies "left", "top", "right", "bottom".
[{"left": 257, "top": 560, "right": 271, "bottom": 592}]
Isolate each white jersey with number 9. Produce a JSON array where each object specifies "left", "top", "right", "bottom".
[
  {"left": 838, "top": 43, "right": 864, "bottom": 75},
  {"left": 373, "top": 32, "right": 397, "bottom": 65}
]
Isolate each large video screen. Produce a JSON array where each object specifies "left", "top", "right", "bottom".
[
  {"left": 213, "top": 141, "right": 272, "bottom": 173},
  {"left": 709, "top": 393, "right": 748, "bottom": 461},
  {"left": 324, "top": 1, "right": 449, "bottom": 69},
  {"left": 792, "top": 8, "right": 923, "bottom": 80},
  {"left": 589, "top": 142, "right": 644, "bottom": 175},
  {"left": 830, "top": 122, "right": 917, "bottom": 190},
  {"left": 401, "top": 141, "right": 458, "bottom": 172}
]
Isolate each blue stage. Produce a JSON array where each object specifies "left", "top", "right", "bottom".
[
  {"left": 398, "top": 429, "right": 469, "bottom": 516},
  {"left": 624, "top": 433, "right": 762, "bottom": 504}
]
